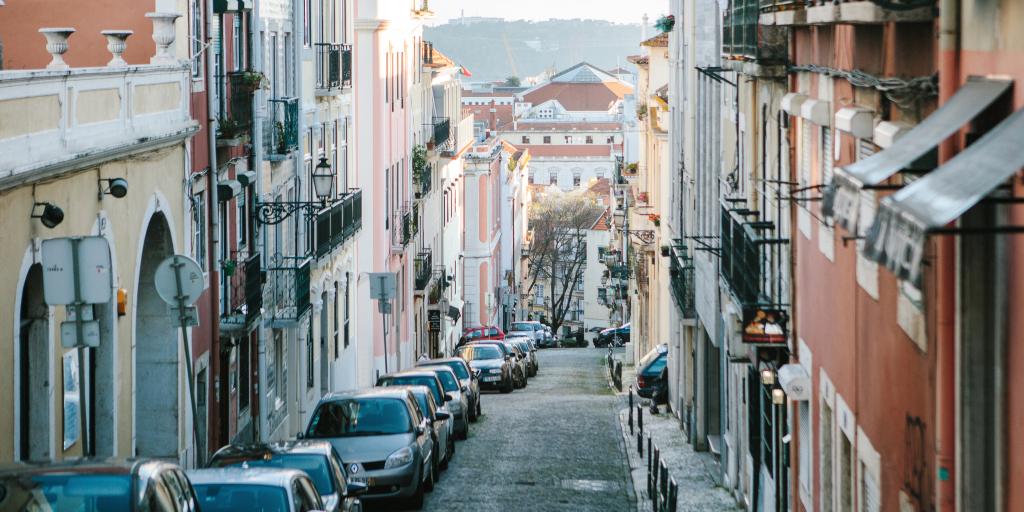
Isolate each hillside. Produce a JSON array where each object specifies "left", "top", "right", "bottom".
[{"left": 424, "top": 19, "right": 649, "bottom": 83}]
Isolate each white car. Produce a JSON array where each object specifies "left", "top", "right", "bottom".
[
  {"left": 190, "top": 467, "right": 327, "bottom": 512},
  {"left": 508, "top": 321, "right": 546, "bottom": 346}
]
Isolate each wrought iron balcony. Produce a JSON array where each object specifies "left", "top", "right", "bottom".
[
  {"left": 391, "top": 203, "right": 418, "bottom": 249},
  {"left": 723, "top": 0, "right": 786, "bottom": 62},
  {"left": 315, "top": 43, "right": 352, "bottom": 92},
  {"left": 668, "top": 240, "right": 696, "bottom": 318},
  {"left": 414, "top": 161, "right": 432, "bottom": 199},
  {"left": 218, "top": 72, "right": 257, "bottom": 143},
  {"left": 415, "top": 251, "right": 433, "bottom": 291},
  {"left": 759, "top": 0, "right": 806, "bottom": 12},
  {"left": 314, "top": 190, "right": 363, "bottom": 258},
  {"left": 264, "top": 97, "right": 299, "bottom": 159},
  {"left": 720, "top": 205, "right": 789, "bottom": 306},
  {"left": 221, "top": 250, "right": 262, "bottom": 333},
  {"left": 264, "top": 255, "right": 312, "bottom": 326},
  {"left": 431, "top": 117, "right": 451, "bottom": 150}
]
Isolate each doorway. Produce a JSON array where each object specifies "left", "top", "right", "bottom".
[
  {"left": 134, "top": 213, "right": 179, "bottom": 457},
  {"left": 18, "top": 263, "right": 50, "bottom": 461},
  {"left": 320, "top": 290, "right": 330, "bottom": 396}
]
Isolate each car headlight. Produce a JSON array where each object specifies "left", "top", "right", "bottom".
[
  {"left": 384, "top": 446, "right": 414, "bottom": 469},
  {"left": 488, "top": 368, "right": 502, "bottom": 374}
]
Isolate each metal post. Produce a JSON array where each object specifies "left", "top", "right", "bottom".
[
  {"left": 637, "top": 431, "right": 643, "bottom": 456},
  {"left": 70, "top": 238, "right": 91, "bottom": 457},
  {"left": 638, "top": 403, "right": 644, "bottom": 434},
  {"left": 628, "top": 388, "right": 634, "bottom": 435},
  {"left": 660, "top": 459, "right": 668, "bottom": 511},
  {"left": 171, "top": 257, "right": 204, "bottom": 467},
  {"left": 647, "top": 443, "right": 653, "bottom": 495},
  {"left": 668, "top": 477, "right": 678, "bottom": 512}
]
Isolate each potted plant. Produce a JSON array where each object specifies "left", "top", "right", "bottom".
[
  {"left": 660, "top": 245, "right": 670, "bottom": 257},
  {"left": 236, "top": 71, "right": 267, "bottom": 92},
  {"left": 655, "top": 14, "right": 675, "bottom": 33},
  {"left": 274, "top": 121, "right": 286, "bottom": 153},
  {"left": 412, "top": 144, "right": 428, "bottom": 188}
]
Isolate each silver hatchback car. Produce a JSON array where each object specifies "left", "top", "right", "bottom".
[{"left": 302, "top": 388, "right": 435, "bottom": 509}]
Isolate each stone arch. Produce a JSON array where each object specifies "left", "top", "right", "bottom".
[
  {"left": 16, "top": 260, "right": 51, "bottom": 461},
  {"left": 133, "top": 212, "right": 178, "bottom": 457}
]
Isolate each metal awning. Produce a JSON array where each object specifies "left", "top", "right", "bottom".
[
  {"left": 822, "top": 77, "right": 1012, "bottom": 233},
  {"left": 863, "top": 107, "right": 1024, "bottom": 285}
]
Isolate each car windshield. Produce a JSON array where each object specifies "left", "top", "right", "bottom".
[
  {"left": 487, "top": 327, "right": 499, "bottom": 336},
  {"left": 432, "top": 370, "right": 460, "bottom": 392},
  {"left": 638, "top": 346, "right": 666, "bottom": 368},
  {"left": 429, "top": 361, "right": 470, "bottom": 380},
  {"left": 194, "top": 483, "right": 289, "bottom": 512},
  {"left": 459, "top": 345, "right": 503, "bottom": 361},
  {"left": 6, "top": 474, "right": 133, "bottom": 511},
  {"left": 212, "top": 453, "right": 334, "bottom": 497},
  {"left": 644, "top": 356, "right": 668, "bottom": 376},
  {"left": 381, "top": 376, "right": 444, "bottom": 405},
  {"left": 306, "top": 398, "right": 412, "bottom": 437},
  {"left": 511, "top": 322, "right": 535, "bottom": 332},
  {"left": 514, "top": 342, "right": 530, "bottom": 353}
]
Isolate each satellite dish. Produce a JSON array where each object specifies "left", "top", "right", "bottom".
[{"left": 154, "top": 255, "right": 205, "bottom": 306}]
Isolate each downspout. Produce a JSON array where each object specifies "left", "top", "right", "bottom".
[
  {"left": 936, "top": 0, "right": 960, "bottom": 508},
  {"left": 253, "top": 0, "right": 269, "bottom": 444},
  {"left": 205, "top": 0, "right": 222, "bottom": 466}
]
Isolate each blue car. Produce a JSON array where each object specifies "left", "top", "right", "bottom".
[{"left": 596, "top": 323, "right": 631, "bottom": 347}]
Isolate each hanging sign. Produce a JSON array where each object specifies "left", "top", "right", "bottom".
[{"left": 741, "top": 307, "right": 788, "bottom": 344}]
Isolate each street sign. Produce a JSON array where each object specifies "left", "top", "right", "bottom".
[
  {"left": 60, "top": 320, "right": 100, "bottom": 348},
  {"left": 368, "top": 273, "right": 397, "bottom": 301},
  {"left": 155, "top": 255, "right": 205, "bottom": 306},
  {"left": 41, "top": 237, "right": 112, "bottom": 305}
]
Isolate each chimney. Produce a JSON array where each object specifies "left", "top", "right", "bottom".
[{"left": 489, "top": 99, "right": 497, "bottom": 138}]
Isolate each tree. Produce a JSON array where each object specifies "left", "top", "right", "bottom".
[
  {"left": 524, "top": 194, "right": 603, "bottom": 336},
  {"left": 504, "top": 76, "right": 521, "bottom": 87}
]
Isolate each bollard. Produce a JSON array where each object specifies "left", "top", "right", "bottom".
[
  {"left": 647, "top": 445, "right": 654, "bottom": 495},
  {"left": 660, "top": 459, "right": 669, "bottom": 511},
  {"left": 650, "top": 446, "right": 659, "bottom": 498},
  {"left": 628, "top": 388, "right": 634, "bottom": 435},
  {"left": 638, "top": 403, "right": 644, "bottom": 435},
  {"left": 668, "top": 477, "right": 678, "bottom": 512},
  {"left": 637, "top": 431, "right": 643, "bottom": 457}
]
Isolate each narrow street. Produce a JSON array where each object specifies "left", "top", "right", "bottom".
[{"left": 415, "top": 348, "right": 636, "bottom": 512}]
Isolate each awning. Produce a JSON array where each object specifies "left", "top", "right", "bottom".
[
  {"left": 822, "top": 77, "right": 1012, "bottom": 233},
  {"left": 217, "top": 179, "right": 242, "bottom": 202},
  {"left": 863, "top": 106, "right": 1024, "bottom": 285}
]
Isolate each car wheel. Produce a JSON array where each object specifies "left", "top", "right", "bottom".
[
  {"left": 425, "top": 453, "right": 437, "bottom": 492},
  {"left": 408, "top": 480, "right": 425, "bottom": 510}
]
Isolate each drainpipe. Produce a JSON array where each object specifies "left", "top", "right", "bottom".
[
  {"left": 205, "top": 0, "right": 222, "bottom": 462},
  {"left": 936, "top": 0, "right": 960, "bottom": 508},
  {"left": 252, "top": 0, "right": 269, "bottom": 443}
]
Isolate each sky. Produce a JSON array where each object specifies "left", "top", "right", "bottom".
[{"left": 426, "top": 0, "right": 670, "bottom": 25}]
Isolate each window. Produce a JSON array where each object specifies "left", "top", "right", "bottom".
[
  {"left": 822, "top": 127, "right": 834, "bottom": 185},
  {"left": 564, "top": 135, "right": 572, "bottom": 144},
  {"left": 303, "top": 0, "right": 312, "bottom": 47},
  {"left": 343, "top": 275, "right": 351, "bottom": 348},
  {"left": 573, "top": 174, "right": 581, "bottom": 187},
  {"left": 239, "top": 337, "right": 250, "bottom": 411},
  {"left": 607, "top": 136, "right": 615, "bottom": 144},
  {"left": 840, "top": 433, "right": 854, "bottom": 511},
  {"left": 236, "top": 186, "right": 247, "bottom": 248},
  {"left": 522, "top": 136, "right": 530, "bottom": 144},
  {"left": 232, "top": 14, "right": 243, "bottom": 71},
  {"left": 799, "top": 401, "right": 811, "bottom": 497},
  {"left": 190, "top": 0, "right": 203, "bottom": 78},
  {"left": 585, "top": 136, "right": 594, "bottom": 144},
  {"left": 192, "top": 192, "right": 207, "bottom": 271},
  {"left": 534, "top": 284, "right": 545, "bottom": 306},
  {"left": 333, "top": 281, "right": 340, "bottom": 358},
  {"left": 306, "top": 325, "right": 314, "bottom": 390},
  {"left": 528, "top": 171, "right": 534, "bottom": 184},
  {"left": 821, "top": 400, "right": 834, "bottom": 512},
  {"left": 543, "top": 135, "right": 551, "bottom": 144}
]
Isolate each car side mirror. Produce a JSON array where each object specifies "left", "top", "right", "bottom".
[
  {"left": 346, "top": 482, "right": 368, "bottom": 496},
  {"left": 435, "top": 411, "right": 450, "bottom": 421},
  {"left": 462, "top": 385, "right": 469, "bottom": 392},
  {"left": 415, "top": 425, "right": 425, "bottom": 435},
  {"left": 444, "top": 393, "right": 454, "bottom": 402}
]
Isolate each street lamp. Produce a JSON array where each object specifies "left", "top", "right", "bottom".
[
  {"left": 255, "top": 156, "right": 341, "bottom": 225},
  {"left": 312, "top": 156, "right": 335, "bottom": 203}
]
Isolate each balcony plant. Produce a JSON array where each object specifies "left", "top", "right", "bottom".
[
  {"left": 412, "top": 144, "right": 428, "bottom": 183},
  {"left": 217, "top": 117, "right": 246, "bottom": 140},
  {"left": 235, "top": 71, "right": 267, "bottom": 92},
  {"left": 655, "top": 14, "right": 675, "bottom": 33}
]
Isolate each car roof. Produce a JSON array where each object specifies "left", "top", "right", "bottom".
[
  {"left": 0, "top": 458, "right": 173, "bottom": 478},
  {"left": 187, "top": 467, "right": 306, "bottom": 487},
  {"left": 417, "top": 365, "right": 457, "bottom": 376},
  {"left": 211, "top": 440, "right": 335, "bottom": 462},
  {"left": 381, "top": 370, "right": 443, "bottom": 380},
  {"left": 322, "top": 387, "right": 413, "bottom": 402}
]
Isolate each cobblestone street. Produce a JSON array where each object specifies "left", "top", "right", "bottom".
[{"left": 408, "top": 348, "right": 636, "bottom": 512}]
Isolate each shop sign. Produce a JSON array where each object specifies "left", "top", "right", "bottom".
[
  {"left": 428, "top": 310, "right": 441, "bottom": 331},
  {"left": 742, "top": 307, "right": 788, "bottom": 344}
]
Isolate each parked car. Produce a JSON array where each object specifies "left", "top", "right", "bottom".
[
  {"left": 377, "top": 370, "right": 455, "bottom": 429},
  {"left": 400, "top": 385, "right": 454, "bottom": 470},
  {"left": 208, "top": 440, "right": 365, "bottom": 512},
  {"left": 417, "top": 357, "right": 482, "bottom": 421},
  {"left": 507, "top": 321, "right": 545, "bottom": 346},
  {"left": 596, "top": 323, "right": 631, "bottom": 347},
  {"left": 635, "top": 343, "right": 669, "bottom": 402},
  {"left": 0, "top": 459, "right": 198, "bottom": 511},
  {"left": 415, "top": 365, "right": 470, "bottom": 439},
  {"left": 302, "top": 388, "right": 435, "bottom": 509},
  {"left": 508, "top": 338, "right": 538, "bottom": 377},
  {"left": 189, "top": 467, "right": 323, "bottom": 512},
  {"left": 457, "top": 343, "right": 513, "bottom": 393},
  {"left": 459, "top": 325, "right": 505, "bottom": 347},
  {"left": 472, "top": 340, "right": 527, "bottom": 388}
]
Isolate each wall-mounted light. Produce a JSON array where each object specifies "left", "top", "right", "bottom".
[
  {"left": 312, "top": 156, "right": 336, "bottom": 203},
  {"left": 98, "top": 177, "right": 129, "bottom": 199},
  {"left": 31, "top": 202, "right": 64, "bottom": 228},
  {"left": 772, "top": 388, "right": 786, "bottom": 405},
  {"left": 761, "top": 368, "right": 775, "bottom": 386}
]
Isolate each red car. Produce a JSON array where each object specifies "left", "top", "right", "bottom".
[{"left": 461, "top": 326, "right": 505, "bottom": 344}]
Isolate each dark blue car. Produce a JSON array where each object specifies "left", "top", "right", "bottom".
[{"left": 635, "top": 344, "right": 668, "bottom": 401}]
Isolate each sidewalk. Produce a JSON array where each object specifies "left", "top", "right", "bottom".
[{"left": 611, "top": 362, "right": 740, "bottom": 512}]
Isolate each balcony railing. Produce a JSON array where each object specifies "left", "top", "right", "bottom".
[
  {"left": 720, "top": 205, "right": 790, "bottom": 306},
  {"left": 392, "top": 203, "right": 418, "bottom": 249},
  {"left": 264, "top": 97, "right": 299, "bottom": 159},
  {"left": 432, "top": 117, "right": 451, "bottom": 149},
  {"left": 221, "top": 250, "right": 262, "bottom": 333},
  {"left": 264, "top": 255, "right": 312, "bottom": 325},
  {"left": 723, "top": 0, "right": 786, "bottom": 62},
  {"left": 220, "top": 72, "right": 256, "bottom": 141},
  {"left": 314, "top": 190, "right": 363, "bottom": 258},
  {"left": 668, "top": 240, "right": 696, "bottom": 318},
  {"left": 759, "top": 0, "right": 806, "bottom": 12},
  {"left": 422, "top": 40, "right": 434, "bottom": 65},
  {"left": 415, "top": 251, "right": 433, "bottom": 291},
  {"left": 414, "top": 162, "right": 432, "bottom": 199},
  {"left": 315, "top": 43, "right": 352, "bottom": 91}
]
